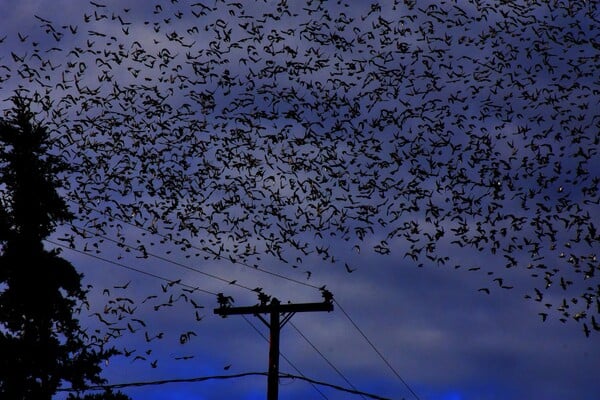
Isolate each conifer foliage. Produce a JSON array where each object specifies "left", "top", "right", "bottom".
[{"left": 0, "top": 96, "right": 126, "bottom": 399}]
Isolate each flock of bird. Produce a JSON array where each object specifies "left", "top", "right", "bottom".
[
  {"left": 84, "top": 277, "right": 210, "bottom": 369},
  {"left": 0, "top": 0, "right": 598, "bottom": 369}
]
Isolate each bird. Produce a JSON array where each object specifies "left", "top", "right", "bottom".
[
  {"left": 190, "top": 299, "right": 204, "bottom": 309},
  {"left": 142, "top": 295, "right": 158, "bottom": 303},
  {"left": 113, "top": 280, "right": 131, "bottom": 290},
  {"left": 217, "top": 293, "right": 234, "bottom": 308},
  {"left": 344, "top": 262, "right": 356, "bottom": 273},
  {"left": 320, "top": 288, "right": 334, "bottom": 303},
  {"left": 122, "top": 348, "right": 135, "bottom": 357},
  {"left": 131, "top": 318, "right": 146, "bottom": 327},
  {"left": 583, "top": 323, "right": 590, "bottom": 337}
]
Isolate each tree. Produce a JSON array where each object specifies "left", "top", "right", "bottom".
[
  {"left": 0, "top": 0, "right": 597, "bottom": 336},
  {"left": 0, "top": 96, "right": 127, "bottom": 399}
]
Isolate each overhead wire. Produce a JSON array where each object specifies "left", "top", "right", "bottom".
[
  {"left": 45, "top": 238, "right": 217, "bottom": 296},
  {"left": 59, "top": 223, "right": 370, "bottom": 398},
  {"left": 46, "top": 237, "right": 332, "bottom": 399},
  {"left": 49, "top": 232, "right": 363, "bottom": 398},
  {"left": 334, "top": 299, "right": 421, "bottom": 400},
  {"left": 60, "top": 222, "right": 380, "bottom": 398},
  {"left": 55, "top": 371, "right": 393, "bottom": 399},
  {"left": 67, "top": 198, "right": 323, "bottom": 290},
  {"left": 289, "top": 321, "right": 367, "bottom": 400},
  {"left": 61, "top": 201, "right": 421, "bottom": 399},
  {"left": 66, "top": 221, "right": 259, "bottom": 292},
  {"left": 242, "top": 315, "right": 329, "bottom": 400}
]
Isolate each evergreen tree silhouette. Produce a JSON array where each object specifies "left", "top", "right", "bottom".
[{"left": 0, "top": 96, "right": 128, "bottom": 399}]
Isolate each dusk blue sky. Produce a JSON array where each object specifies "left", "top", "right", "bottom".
[{"left": 1, "top": 1, "right": 599, "bottom": 399}]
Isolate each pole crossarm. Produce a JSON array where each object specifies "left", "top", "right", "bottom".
[
  {"left": 213, "top": 297, "right": 334, "bottom": 400},
  {"left": 214, "top": 301, "right": 333, "bottom": 317}
]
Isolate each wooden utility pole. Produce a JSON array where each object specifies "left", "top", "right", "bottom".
[{"left": 214, "top": 295, "right": 334, "bottom": 400}]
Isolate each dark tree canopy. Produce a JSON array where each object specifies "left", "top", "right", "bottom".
[
  {"left": 0, "top": 0, "right": 598, "bottom": 336},
  {"left": 0, "top": 97, "right": 126, "bottom": 399}
]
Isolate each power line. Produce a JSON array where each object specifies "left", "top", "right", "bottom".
[
  {"left": 242, "top": 315, "right": 329, "bottom": 400},
  {"left": 67, "top": 222, "right": 259, "bottom": 293},
  {"left": 48, "top": 236, "right": 331, "bottom": 398},
  {"left": 48, "top": 236, "right": 358, "bottom": 399},
  {"left": 44, "top": 239, "right": 218, "bottom": 296},
  {"left": 278, "top": 373, "right": 393, "bottom": 400},
  {"left": 50, "top": 232, "right": 416, "bottom": 400},
  {"left": 46, "top": 238, "right": 330, "bottom": 398},
  {"left": 55, "top": 371, "right": 393, "bottom": 399},
  {"left": 334, "top": 299, "right": 421, "bottom": 400},
  {"left": 67, "top": 198, "right": 324, "bottom": 291},
  {"left": 62, "top": 203, "right": 420, "bottom": 399},
  {"left": 65, "top": 219, "right": 363, "bottom": 400},
  {"left": 289, "top": 321, "right": 367, "bottom": 400}
]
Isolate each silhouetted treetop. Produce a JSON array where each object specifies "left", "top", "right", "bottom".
[{"left": 0, "top": 97, "right": 127, "bottom": 399}]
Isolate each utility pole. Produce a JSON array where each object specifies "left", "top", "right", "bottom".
[{"left": 214, "top": 293, "right": 334, "bottom": 400}]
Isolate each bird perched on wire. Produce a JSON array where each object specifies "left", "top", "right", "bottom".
[
  {"left": 216, "top": 292, "right": 234, "bottom": 309},
  {"left": 320, "top": 287, "right": 334, "bottom": 304},
  {"left": 257, "top": 291, "right": 271, "bottom": 306}
]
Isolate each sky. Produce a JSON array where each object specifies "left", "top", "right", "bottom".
[{"left": 1, "top": 1, "right": 599, "bottom": 399}]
